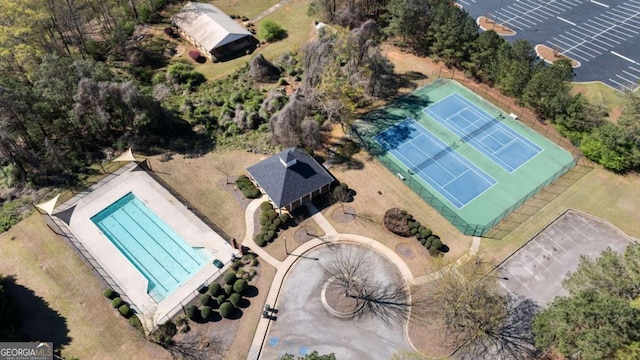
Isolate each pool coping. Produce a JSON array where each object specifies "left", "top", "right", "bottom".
[{"left": 53, "top": 162, "right": 238, "bottom": 331}]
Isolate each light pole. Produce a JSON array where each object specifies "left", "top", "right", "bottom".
[
  {"left": 284, "top": 237, "right": 319, "bottom": 261},
  {"left": 495, "top": 0, "right": 504, "bottom": 26}
]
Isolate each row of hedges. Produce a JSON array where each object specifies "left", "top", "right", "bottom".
[
  {"left": 254, "top": 201, "right": 290, "bottom": 247},
  {"left": 103, "top": 287, "right": 142, "bottom": 331},
  {"left": 383, "top": 208, "right": 445, "bottom": 257},
  {"left": 236, "top": 175, "right": 261, "bottom": 199},
  {"left": 186, "top": 275, "right": 249, "bottom": 322}
]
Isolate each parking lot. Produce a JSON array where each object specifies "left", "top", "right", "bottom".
[
  {"left": 460, "top": 0, "right": 640, "bottom": 90},
  {"left": 495, "top": 209, "right": 636, "bottom": 306}
]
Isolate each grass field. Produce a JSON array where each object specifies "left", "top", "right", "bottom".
[
  {"left": 572, "top": 82, "right": 626, "bottom": 121},
  {"left": 213, "top": 0, "right": 282, "bottom": 20},
  {"left": 0, "top": 215, "right": 169, "bottom": 360}
]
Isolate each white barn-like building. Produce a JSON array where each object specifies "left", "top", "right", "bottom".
[{"left": 171, "top": 2, "right": 254, "bottom": 61}]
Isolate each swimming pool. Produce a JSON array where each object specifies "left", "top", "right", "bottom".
[{"left": 91, "top": 192, "right": 211, "bottom": 302}]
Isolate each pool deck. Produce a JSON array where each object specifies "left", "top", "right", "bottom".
[{"left": 54, "top": 162, "right": 238, "bottom": 331}]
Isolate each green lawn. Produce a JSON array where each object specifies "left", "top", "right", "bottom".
[
  {"left": 572, "top": 82, "right": 625, "bottom": 118},
  {"left": 213, "top": 0, "right": 282, "bottom": 20},
  {"left": 478, "top": 166, "right": 640, "bottom": 263}
]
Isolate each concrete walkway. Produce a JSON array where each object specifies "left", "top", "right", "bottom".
[{"left": 241, "top": 200, "right": 482, "bottom": 360}]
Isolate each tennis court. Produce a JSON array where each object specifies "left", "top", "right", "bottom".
[
  {"left": 375, "top": 118, "right": 496, "bottom": 209},
  {"left": 423, "top": 93, "right": 543, "bottom": 173},
  {"left": 357, "top": 79, "right": 576, "bottom": 236}
]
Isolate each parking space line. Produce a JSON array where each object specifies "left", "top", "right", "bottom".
[
  {"left": 611, "top": 51, "right": 638, "bottom": 64},
  {"left": 560, "top": 33, "right": 608, "bottom": 52},
  {"left": 511, "top": 257, "right": 543, "bottom": 281},
  {"left": 622, "top": 70, "right": 640, "bottom": 81},
  {"left": 629, "top": 66, "right": 640, "bottom": 73},
  {"left": 557, "top": 16, "right": 576, "bottom": 26},
  {"left": 591, "top": 0, "right": 609, "bottom": 7},
  {"left": 609, "top": 77, "right": 630, "bottom": 88},
  {"left": 545, "top": 236, "right": 570, "bottom": 253},
  {"left": 617, "top": 74, "right": 638, "bottom": 84},
  {"left": 522, "top": 248, "right": 554, "bottom": 273}
]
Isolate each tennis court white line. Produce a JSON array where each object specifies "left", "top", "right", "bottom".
[
  {"left": 591, "top": 0, "right": 609, "bottom": 7},
  {"left": 408, "top": 119, "right": 497, "bottom": 186},
  {"left": 557, "top": 16, "right": 576, "bottom": 26},
  {"left": 431, "top": 94, "right": 541, "bottom": 173},
  {"left": 611, "top": 51, "right": 638, "bottom": 64}
]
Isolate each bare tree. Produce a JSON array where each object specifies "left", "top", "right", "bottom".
[
  {"left": 412, "top": 257, "right": 539, "bottom": 359},
  {"left": 212, "top": 157, "right": 235, "bottom": 184},
  {"left": 321, "top": 246, "right": 410, "bottom": 326}
]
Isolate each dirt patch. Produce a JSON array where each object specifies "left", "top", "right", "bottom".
[
  {"left": 477, "top": 16, "right": 516, "bottom": 36},
  {"left": 323, "top": 280, "right": 361, "bottom": 315},
  {"left": 535, "top": 44, "right": 580, "bottom": 67},
  {"left": 407, "top": 311, "right": 458, "bottom": 357},
  {"left": 331, "top": 206, "right": 356, "bottom": 223}
]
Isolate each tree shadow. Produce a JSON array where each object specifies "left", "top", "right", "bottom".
[
  {"left": 243, "top": 285, "right": 259, "bottom": 298},
  {"left": 1, "top": 276, "right": 71, "bottom": 351},
  {"left": 226, "top": 307, "right": 244, "bottom": 320},
  {"left": 238, "top": 298, "right": 251, "bottom": 309}
]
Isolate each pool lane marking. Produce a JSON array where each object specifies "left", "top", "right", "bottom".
[
  {"left": 556, "top": 16, "right": 576, "bottom": 26},
  {"left": 591, "top": 0, "right": 609, "bottom": 7},
  {"left": 611, "top": 51, "right": 638, "bottom": 64}
]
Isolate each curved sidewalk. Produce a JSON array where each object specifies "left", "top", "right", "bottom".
[{"left": 241, "top": 199, "right": 481, "bottom": 359}]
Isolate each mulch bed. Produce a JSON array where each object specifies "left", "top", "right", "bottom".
[
  {"left": 535, "top": 44, "right": 581, "bottom": 67},
  {"left": 396, "top": 243, "right": 415, "bottom": 259},
  {"left": 477, "top": 16, "right": 516, "bottom": 36},
  {"left": 324, "top": 281, "right": 361, "bottom": 315},
  {"left": 331, "top": 206, "right": 356, "bottom": 223}
]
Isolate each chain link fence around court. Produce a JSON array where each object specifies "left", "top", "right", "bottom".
[
  {"left": 413, "top": 65, "right": 592, "bottom": 168},
  {"left": 354, "top": 70, "right": 594, "bottom": 238}
]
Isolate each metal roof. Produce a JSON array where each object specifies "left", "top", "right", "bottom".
[{"left": 171, "top": 2, "right": 251, "bottom": 51}]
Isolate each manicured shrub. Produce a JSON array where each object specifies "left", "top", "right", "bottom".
[
  {"left": 410, "top": 228, "right": 418, "bottom": 235},
  {"left": 186, "top": 305, "right": 199, "bottom": 320},
  {"left": 224, "top": 284, "right": 234, "bottom": 295},
  {"left": 420, "top": 229, "right": 432, "bottom": 238},
  {"left": 268, "top": 224, "right": 277, "bottom": 231},
  {"left": 255, "top": 236, "right": 266, "bottom": 247},
  {"left": 428, "top": 246, "right": 440, "bottom": 257},
  {"left": 260, "top": 225, "right": 270, "bottom": 232},
  {"left": 279, "top": 213, "right": 290, "bottom": 224},
  {"left": 260, "top": 201, "right": 273, "bottom": 211},
  {"left": 224, "top": 271, "right": 237, "bottom": 285},
  {"left": 188, "top": 50, "right": 201, "bottom": 61},
  {"left": 266, "top": 230, "right": 275, "bottom": 241},
  {"left": 260, "top": 217, "right": 271, "bottom": 226},
  {"left": 103, "top": 287, "right": 115, "bottom": 299},
  {"left": 233, "top": 279, "right": 248, "bottom": 294},
  {"left": 236, "top": 175, "right": 261, "bottom": 199},
  {"left": 427, "top": 235, "right": 436, "bottom": 243},
  {"left": 425, "top": 237, "right": 433, "bottom": 248},
  {"left": 128, "top": 315, "right": 142, "bottom": 330},
  {"left": 200, "top": 306, "right": 212, "bottom": 321},
  {"left": 267, "top": 211, "right": 278, "bottom": 221},
  {"left": 219, "top": 302, "right": 235, "bottom": 318},
  {"left": 431, "top": 238, "right": 443, "bottom": 250},
  {"left": 259, "top": 20, "right": 287, "bottom": 42},
  {"left": 229, "top": 293, "right": 242, "bottom": 306},
  {"left": 119, "top": 304, "right": 131, "bottom": 317},
  {"left": 217, "top": 295, "right": 226, "bottom": 306},
  {"left": 273, "top": 218, "right": 281, "bottom": 227},
  {"left": 408, "top": 221, "right": 418, "bottom": 229},
  {"left": 200, "top": 294, "right": 212, "bottom": 306},
  {"left": 420, "top": 238, "right": 427, "bottom": 246},
  {"left": 413, "top": 221, "right": 422, "bottom": 229},
  {"left": 112, "top": 297, "right": 123, "bottom": 308},
  {"left": 207, "top": 283, "right": 221, "bottom": 296}
]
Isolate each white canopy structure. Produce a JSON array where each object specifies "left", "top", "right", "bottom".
[
  {"left": 35, "top": 194, "right": 60, "bottom": 216},
  {"left": 113, "top": 148, "right": 137, "bottom": 162}
]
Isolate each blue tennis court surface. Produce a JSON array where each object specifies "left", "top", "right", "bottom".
[
  {"left": 375, "top": 119, "right": 496, "bottom": 209},
  {"left": 423, "top": 93, "right": 543, "bottom": 173}
]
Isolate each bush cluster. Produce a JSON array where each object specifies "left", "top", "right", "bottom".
[
  {"left": 258, "top": 20, "right": 287, "bottom": 42},
  {"left": 254, "top": 202, "right": 289, "bottom": 247},
  {"left": 236, "top": 175, "right": 261, "bottom": 199},
  {"left": 186, "top": 304, "right": 199, "bottom": 320},
  {"left": 385, "top": 208, "right": 445, "bottom": 257},
  {"left": 219, "top": 302, "right": 235, "bottom": 318}
]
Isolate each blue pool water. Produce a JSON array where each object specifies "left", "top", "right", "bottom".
[{"left": 91, "top": 192, "right": 211, "bottom": 302}]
